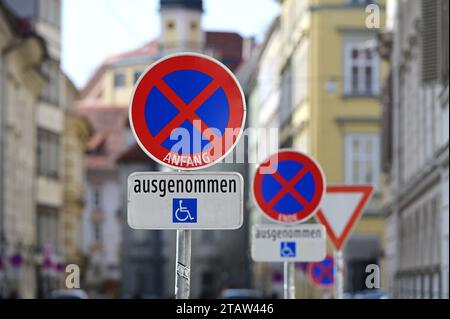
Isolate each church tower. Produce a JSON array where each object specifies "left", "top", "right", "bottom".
[{"left": 159, "top": 0, "right": 205, "bottom": 52}]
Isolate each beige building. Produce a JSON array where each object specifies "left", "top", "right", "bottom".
[
  {"left": 62, "top": 76, "right": 91, "bottom": 269},
  {"left": 0, "top": 2, "right": 47, "bottom": 298},
  {"left": 27, "top": 0, "right": 68, "bottom": 297},
  {"left": 1, "top": 0, "right": 89, "bottom": 298}
]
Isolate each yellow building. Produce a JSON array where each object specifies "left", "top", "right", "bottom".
[
  {"left": 250, "top": 0, "right": 387, "bottom": 298},
  {"left": 62, "top": 75, "right": 91, "bottom": 269}
]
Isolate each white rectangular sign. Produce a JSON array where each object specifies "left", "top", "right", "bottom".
[
  {"left": 251, "top": 224, "right": 327, "bottom": 262},
  {"left": 128, "top": 172, "right": 243, "bottom": 230}
]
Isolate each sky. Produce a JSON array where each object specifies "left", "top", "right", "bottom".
[{"left": 62, "top": 0, "right": 280, "bottom": 89}]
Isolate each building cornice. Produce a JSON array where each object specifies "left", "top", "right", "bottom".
[
  {"left": 336, "top": 27, "right": 379, "bottom": 34},
  {"left": 309, "top": 4, "right": 386, "bottom": 12},
  {"left": 336, "top": 117, "right": 381, "bottom": 125}
]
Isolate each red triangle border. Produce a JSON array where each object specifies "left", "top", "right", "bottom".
[{"left": 315, "top": 185, "right": 374, "bottom": 251}]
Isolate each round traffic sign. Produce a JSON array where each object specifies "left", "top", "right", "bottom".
[
  {"left": 253, "top": 150, "right": 326, "bottom": 224},
  {"left": 308, "top": 255, "right": 334, "bottom": 287},
  {"left": 129, "top": 53, "right": 246, "bottom": 170}
]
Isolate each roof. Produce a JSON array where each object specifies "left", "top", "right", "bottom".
[
  {"left": 104, "top": 39, "right": 159, "bottom": 64},
  {"left": 205, "top": 31, "right": 244, "bottom": 71},
  {"left": 0, "top": 2, "right": 34, "bottom": 36},
  {"left": 76, "top": 106, "right": 129, "bottom": 171},
  {"left": 81, "top": 30, "right": 247, "bottom": 97},
  {"left": 117, "top": 143, "right": 150, "bottom": 163},
  {"left": 81, "top": 39, "right": 159, "bottom": 98},
  {"left": 86, "top": 132, "right": 106, "bottom": 152},
  {"left": 0, "top": 2, "right": 47, "bottom": 56}
]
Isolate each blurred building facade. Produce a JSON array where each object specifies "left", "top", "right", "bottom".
[
  {"left": 0, "top": 1, "right": 47, "bottom": 298},
  {"left": 0, "top": 0, "right": 89, "bottom": 298},
  {"left": 247, "top": 16, "right": 283, "bottom": 298},
  {"left": 76, "top": 106, "right": 128, "bottom": 298},
  {"left": 248, "top": 0, "right": 387, "bottom": 298},
  {"left": 62, "top": 77, "right": 91, "bottom": 280},
  {"left": 117, "top": 145, "right": 166, "bottom": 298},
  {"left": 77, "top": 0, "right": 255, "bottom": 298},
  {"left": 381, "top": 0, "right": 449, "bottom": 299}
]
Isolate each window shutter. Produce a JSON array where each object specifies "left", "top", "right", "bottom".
[
  {"left": 439, "top": 0, "right": 449, "bottom": 83},
  {"left": 344, "top": 44, "right": 352, "bottom": 94},
  {"left": 421, "top": 0, "right": 438, "bottom": 83}
]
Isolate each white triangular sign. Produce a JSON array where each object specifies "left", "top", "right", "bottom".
[{"left": 315, "top": 186, "right": 374, "bottom": 250}]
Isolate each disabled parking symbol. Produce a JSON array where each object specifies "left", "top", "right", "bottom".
[
  {"left": 280, "top": 242, "right": 296, "bottom": 257},
  {"left": 173, "top": 198, "right": 197, "bottom": 223}
]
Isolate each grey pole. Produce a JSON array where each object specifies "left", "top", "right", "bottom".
[
  {"left": 175, "top": 229, "right": 191, "bottom": 299},
  {"left": 283, "top": 262, "right": 295, "bottom": 299},
  {"left": 334, "top": 250, "right": 344, "bottom": 299}
]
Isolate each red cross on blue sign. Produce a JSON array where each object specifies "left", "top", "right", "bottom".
[
  {"left": 130, "top": 53, "right": 246, "bottom": 170},
  {"left": 253, "top": 150, "right": 326, "bottom": 224},
  {"left": 308, "top": 255, "right": 334, "bottom": 287}
]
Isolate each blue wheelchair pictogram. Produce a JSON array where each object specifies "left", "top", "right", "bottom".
[
  {"left": 280, "top": 242, "right": 296, "bottom": 257},
  {"left": 173, "top": 198, "right": 197, "bottom": 223}
]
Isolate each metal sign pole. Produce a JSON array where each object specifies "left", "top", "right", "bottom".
[
  {"left": 283, "top": 262, "right": 295, "bottom": 299},
  {"left": 334, "top": 250, "right": 344, "bottom": 299},
  {"left": 175, "top": 229, "right": 191, "bottom": 299}
]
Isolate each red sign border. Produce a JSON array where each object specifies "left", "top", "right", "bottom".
[
  {"left": 315, "top": 185, "right": 374, "bottom": 251},
  {"left": 129, "top": 52, "right": 246, "bottom": 170},
  {"left": 252, "top": 150, "right": 326, "bottom": 225}
]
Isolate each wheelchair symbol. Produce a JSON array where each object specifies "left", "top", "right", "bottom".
[
  {"left": 173, "top": 198, "right": 197, "bottom": 223},
  {"left": 280, "top": 242, "right": 296, "bottom": 257}
]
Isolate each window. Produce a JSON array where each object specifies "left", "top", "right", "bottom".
[
  {"left": 39, "top": 0, "right": 61, "bottom": 27},
  {"left": 422, "top": 0, "right": 438, "bottom": 83},
  {"left": 344, "top": 41, "right": 379, "bottom": 95},
  {"left": 293, "top": 41, "right": 308, "bottom": 106},
  {"left": 37, "top": 206, "right": 59, "bottom": 251},
  {"left": 40, "top": 59, "right": 60, "bottom": 105},
  {"left": 37, "top": 129, "right": 60, "bottom": 178},
  {"left": 166, "top": 20, "right": 175, "bottom": 30},
  {"left": 279, "top": 60, "right": 293, "bottom": 125},
  {"left": 94, "top": 222, "right": 102, "bottom": 243},
  {"left": 165, "top": 19, "right": 177, "bottom": 49},
  {"left": 134, "top": 70, "right": 143, "bottom": 84},
  {"left": 93, "top": 187, "right": 101, "bottom": 208},
  {"left": 440, "top": 0, "right": 449, "bottom": 83},
  {"left": 114, "top": 71, "right": 126, "bottom": 88},
  {"left": 189, "top": 20, "right": 199, "bottom": 47},
  {"left": 344, "top": 133, "right": 380, "bottom": 188}
]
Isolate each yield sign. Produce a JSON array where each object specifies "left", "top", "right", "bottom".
[{"left": 315, "top": 185, "right": 374, "bottom": 250}]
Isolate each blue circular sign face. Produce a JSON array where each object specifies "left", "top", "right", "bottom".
[
  {"left": 145, "top": 69, "right": 230, "bottom": 154},
  {"left": 308, "top": 256, "right": 334, "bottom": 287},
  {"left": 253, "top": 150, "right": 326, "bottom": 224}
]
